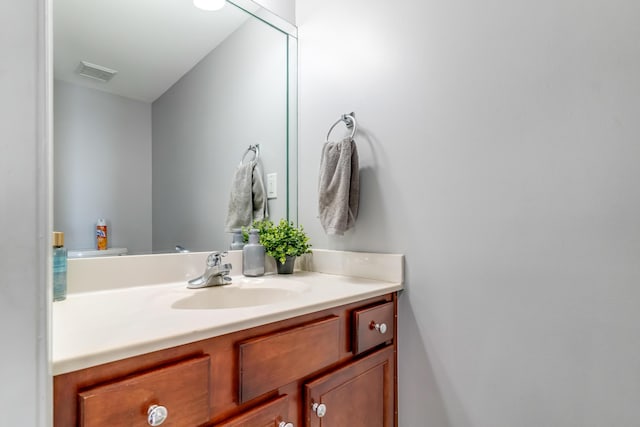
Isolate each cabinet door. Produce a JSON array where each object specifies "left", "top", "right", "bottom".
[
  {"left": 216, "top": 395, "right": 291, "bottom": 427},
  {"left": 304, "top": 346, "right": 395, "bottom": 427}
]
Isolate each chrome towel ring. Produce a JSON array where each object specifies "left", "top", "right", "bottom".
[
  {"left": 326, "top": 112, "right": 357, "bottom": 142},
  {"left": 240, "top": 144, "right": 260, "bottom": 165}
]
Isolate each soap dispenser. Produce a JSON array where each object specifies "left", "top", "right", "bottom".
[
  {"left": 230, "top": 228, "right": 245, "bottom": 250},
  {"left": 242, "top": 229, "right": 265, "bottom": 277}
]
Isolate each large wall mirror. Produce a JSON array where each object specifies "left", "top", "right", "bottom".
[{"left": 53, "top": 0, "right": 297, "bottom": 256}]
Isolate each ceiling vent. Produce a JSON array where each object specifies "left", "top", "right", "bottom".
[{"left": 77, "top": 61, "right": 118, "bottom": 82}]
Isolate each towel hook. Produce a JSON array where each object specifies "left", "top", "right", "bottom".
[
  {"left": 326, "top": 112, "right": 357, "bottom": 142},
  {"left": 240, "top": 144, "right": 260, "bottom": 166}
]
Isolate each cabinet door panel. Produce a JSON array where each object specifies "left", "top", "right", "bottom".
[{"left": 305, "top": 346, "right": 394, "bottom": 427}]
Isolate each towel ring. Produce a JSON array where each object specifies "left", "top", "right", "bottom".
[
  {"left": 240, "top": 144, "right": 260, "bottom": 165},
  {"left": 326, "top": 112, "right": 357, "bottom": 142}
]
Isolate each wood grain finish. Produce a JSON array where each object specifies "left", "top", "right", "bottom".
[
  {"left": 78, "top": 355, "right": 210, "bottom": 427},
  {"left": 216, "top": 394, "right": 290, "bottom": 427},
  {"left": 353, "top": 301, "right": 395, "bottom": 355},
  {"left": 304, "top": 346, "right": 395, "bottom": 427},
  {"left": 238, "top": 316, "right": 340, "bottom": 404}
]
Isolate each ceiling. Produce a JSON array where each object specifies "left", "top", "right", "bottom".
[{"left": 53, "top": 0, "right": 251, "bottom": 102}]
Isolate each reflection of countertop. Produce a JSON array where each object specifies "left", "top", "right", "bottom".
[
  {"left": 67, "top": 247, "right": 128, "bottom": 258},
  {"left": 52, "top": 250, "right": 404, "bottom": 375}
]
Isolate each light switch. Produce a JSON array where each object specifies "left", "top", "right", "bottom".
[{"left": 267, "top": 173, "right": 277, "bottom": 199}]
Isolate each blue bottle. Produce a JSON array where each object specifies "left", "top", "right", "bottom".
[{"left": 53, "top": 231, "right": 67, "bottom": 301}]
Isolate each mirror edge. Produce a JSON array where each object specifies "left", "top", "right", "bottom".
[
  {"left": 229, "top": 0, "right": 297, "bottom": 37},
  {"left": 287, "top": 34, "right": 298, "bottom": 226},
  {"left": 229, "top": 0, "right": 299, "bottom": 227}
]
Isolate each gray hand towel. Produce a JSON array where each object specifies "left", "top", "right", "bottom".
[
  {"left": 252, "top": 161, "right": 268, "bottom": 222},
  {"left": 318, "top": 137, "right": 360, "bottom": 235},
  {"left": 225, "top": 160, "right": 268, "bottom": 232}
]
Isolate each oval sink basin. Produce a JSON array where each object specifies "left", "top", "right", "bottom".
[{"left": 172, "top": 281, "right": 306, "bottom": 310}]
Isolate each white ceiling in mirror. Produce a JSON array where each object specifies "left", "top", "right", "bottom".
[{"left": 53, "top": 0, "right": 258, "bottom": 102}]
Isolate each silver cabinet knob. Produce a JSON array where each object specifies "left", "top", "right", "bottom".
[
  {"left": 371, "top": 321, "right": 387, "bottom": 334},
  {"left": 279, "top": 422, "right": 294, "bottom": 427},
  {"left": 147, "top": 404, "right": 168, "bottom": 426},
  {"left": 312, "top": 402, "right": 327, "bottom": 418}
]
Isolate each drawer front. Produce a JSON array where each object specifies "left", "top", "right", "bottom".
[
  {"left": 216, "top": 394, "right": 290, "bottom": 427},
  {"left": 78, "top": 355, "right": 210, "bottom": 427},
  {"left": 353, "top": 301, "right": 395, "bottom": 355},
  {"left": 239, "top": 316, "right": 340, "bottom": 403}
]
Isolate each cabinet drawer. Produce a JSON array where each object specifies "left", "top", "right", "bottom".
[
  {"left": 239, "top": 316, "right": 340, "bottom": 403},
  {"left": 216, "top": 394, "right": 290, "bottom": 427},
  {"left": 353, "top": 301, "right": 395, "bottom": 355},
  {"left": 78, "top": 355, "right": 210, "bottom": 427}
]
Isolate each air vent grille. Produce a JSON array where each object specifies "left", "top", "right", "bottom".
[{"left": 77, "top": 61, "right": 117, "bottom": 82}]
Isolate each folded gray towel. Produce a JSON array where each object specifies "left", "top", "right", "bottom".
[
  {"left": 225, "top": 160, "right": 268, "bottom": 232},
  {"left": 318, "top": 137, "right": 360, "bottom": 235}
]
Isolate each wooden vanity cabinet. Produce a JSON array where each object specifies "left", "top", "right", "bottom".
[{"left": 54, "top": 292, "right": 398, "bottom": 427}]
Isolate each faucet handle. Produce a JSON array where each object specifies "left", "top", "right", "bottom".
[{"left": 206, "top": 251, "right": 228, "bottom": 267}]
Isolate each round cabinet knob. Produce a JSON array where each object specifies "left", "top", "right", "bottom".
[
  {"left": 312, "top": 402, "right": 327, "bottom": 418},
  {"left": 147, "top": 405, "right": 168, "bottom": 426},
  {"left": 371, "top": 321, "right": 387, "bottom": 334},
  {"left": 279, "top": 422, "right": 294, "bottom": 427}
]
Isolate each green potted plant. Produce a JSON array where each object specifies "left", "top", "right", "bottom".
[{"left": 249, "top": 219, "right": 311, "bottom": 274}]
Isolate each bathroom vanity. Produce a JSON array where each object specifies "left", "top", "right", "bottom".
[{"left": 52, "top": 250, "right": 403, "bottom": 426}]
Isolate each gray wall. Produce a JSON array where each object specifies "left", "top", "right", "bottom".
[
  {"left": 53, "top": 81, "right": 153, "bottom": 254},
  {"left": 0, "top": 0, "right": 50, "bottom": 425},
  {"left": 296, "top": 0, "right": 640, "bottom": 426},
  {"left": 152, "top": 17, "right": 287, "bottom": 252}
]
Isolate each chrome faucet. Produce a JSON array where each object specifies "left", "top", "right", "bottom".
[{"left": 187, "top": 251, "right": 232, "bottom": 288}]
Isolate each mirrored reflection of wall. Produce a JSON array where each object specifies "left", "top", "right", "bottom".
[
  {"left": 54, "top": 16, "right": 288, "bottom": 255},
  {"left": 53, "top": 81, "right": 153, "bottom": 254},
  {"left": 152, "top": 17, "right": 287, "bottom": 253}
]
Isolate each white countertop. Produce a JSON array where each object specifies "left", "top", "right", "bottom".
[{"left": 52, "top": 250, "right": 403, "bottom": 375}]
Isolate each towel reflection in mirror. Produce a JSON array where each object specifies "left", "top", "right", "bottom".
[{"left": 225, "top": 145, "right": 268, "bottom": 231}]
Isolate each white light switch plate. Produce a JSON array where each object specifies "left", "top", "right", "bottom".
[{"left": 267, "top": 173, "right": 277, "bottom": 199}]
